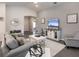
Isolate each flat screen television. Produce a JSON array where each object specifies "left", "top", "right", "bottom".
[{"left": 48, "top": 18, "right": 59, "bottom": 27}]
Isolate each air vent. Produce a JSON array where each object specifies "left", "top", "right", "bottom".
[{"left": 53, "top": 2, "right": 57, "bottom": 4}]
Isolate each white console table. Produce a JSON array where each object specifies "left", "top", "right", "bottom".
[{"left": 47, "top": 30, "right": 61, "bottom": 41}]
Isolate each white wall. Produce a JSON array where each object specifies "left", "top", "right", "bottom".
[
  {"left": 0, "top": 3, "right": 6, "bottom": 41},
  {"left": 6, "top": 5, "right": 37, "bottom": 33}
]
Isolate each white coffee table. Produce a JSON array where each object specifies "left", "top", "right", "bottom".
[{"left": 29, "top": 35, "right": 46, "bottom": 44}]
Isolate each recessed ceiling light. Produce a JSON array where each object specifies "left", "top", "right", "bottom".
[
  {"left": 33, "top": 2, "right": 38, "bottom": 4},
  {"left": 35, "top": 4, "right": 39, "bottom": 8}
]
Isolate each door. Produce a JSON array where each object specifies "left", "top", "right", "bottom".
[
  {"left": 24, "top": 16, "right": 36, "bottom": 34},
  {"left": 24, "top": 16, "right": 30, "bottom": 32}
]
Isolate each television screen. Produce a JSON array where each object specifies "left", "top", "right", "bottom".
[{"left": 48, "top": 18, "right": 59, "bottom": 27}]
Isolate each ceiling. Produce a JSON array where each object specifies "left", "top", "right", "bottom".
[{"left": 6, "top": 2, "right": 63, "bottom": 12}]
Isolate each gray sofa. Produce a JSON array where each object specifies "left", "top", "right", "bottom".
[
  {"left": 1, "top": 36, "right": 36, "bottom": 57},
  {"left": 64, "top": 32, "right": 79, "bottom": 48}
]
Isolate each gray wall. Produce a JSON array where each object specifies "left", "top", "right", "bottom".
[
  {"left": 6, "top": 5, "right": 37, "bottom": 33},
  {"left": 37, "top": 2, "right": 79, "bottom": 39}
]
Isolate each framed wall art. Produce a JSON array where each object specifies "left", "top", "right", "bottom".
[{"left": 67, "top": 13, "right": 78, "bottom": 24}]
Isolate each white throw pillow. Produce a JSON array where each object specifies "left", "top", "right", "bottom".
[{"left": 5, "top": 34, "right": 19, "bottom": 49}]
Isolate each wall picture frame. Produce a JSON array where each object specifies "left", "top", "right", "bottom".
[
  {"left": 11, "top": 18, "right": 19, "bottom": 26},
  {"left": 67, "top": 13, "right": 78, "bottom": 24}
]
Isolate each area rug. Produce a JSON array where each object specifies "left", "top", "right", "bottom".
[
  {"left": 45, "top": 39, "right": 65, "bottom": 57},
  {"left": 25, "top": 39, "right": 65, "bottom": 57}
]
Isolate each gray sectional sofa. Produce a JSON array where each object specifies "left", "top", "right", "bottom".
[
  {"left": 1, "top": 34, "right": 36, "bottom": 57},
  {"left": 64, "top": 32, "right": 79, "bottom": 48}
]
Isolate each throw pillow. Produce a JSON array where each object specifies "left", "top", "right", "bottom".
[
  {"left": 5, "top": 34, "right": 19, "bottom": 49},
  {"left": 11, "top": 34, "right": 25, "bottom": 46},
  {"left": 16, "top": 37, "right": 25, "bottom": 45}
]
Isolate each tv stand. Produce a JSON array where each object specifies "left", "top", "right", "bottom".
[{"left": 47, "top": 29, "right": 61, "bottom": 41}]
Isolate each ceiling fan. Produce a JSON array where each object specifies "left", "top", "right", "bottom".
[{"left": 53, "top": 2, "right": 57, "bottom": 4}]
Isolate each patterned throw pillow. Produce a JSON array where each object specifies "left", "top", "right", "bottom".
[{"left": 5, "top": 34, "right": 19, "bottom": 49}]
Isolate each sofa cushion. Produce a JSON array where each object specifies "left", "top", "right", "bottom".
[
  {"left": 6, "top": 41, "right": 36, "bottom": 57},
  {"left": 16, "top": 37, "right": 24, "bottom": 45},
  {"left": 74, "top": 32, "right": 79, "bottom": 39},
  {"left": 5, "top": 34, "right": 19, "bottom": 49},
  {"left": 11, "top": 35, "right": 25, "bottom": 45}
]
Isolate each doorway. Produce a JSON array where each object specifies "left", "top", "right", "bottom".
[
  {"left": 24, "top": 16, "right": 36, "bottom": 36},
  {"left": 32, "top": 19, "right": 36, "bottom": 35}
]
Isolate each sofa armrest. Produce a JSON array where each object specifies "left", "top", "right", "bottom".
[
  {"left": 1, "top": 38, "right": 9, "bottom": 56},
  {"left": 6, "top": 41, "right": 36, "bottom": 57}
]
